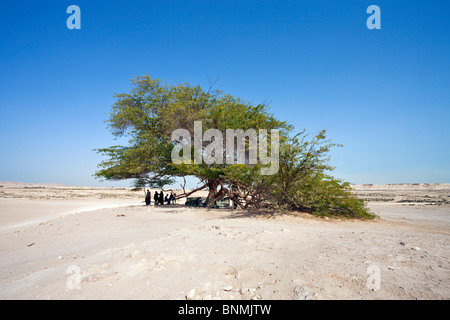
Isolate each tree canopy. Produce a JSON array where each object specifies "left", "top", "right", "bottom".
[{"left": 95, "top": 75, "right": 375, "bottom": 219}]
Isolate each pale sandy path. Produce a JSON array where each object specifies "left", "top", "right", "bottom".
[
  {"left": 0, "top": 198, "right": 139, "bottom": 230},
  {"left": 369, "top": 202, "right": 450, "bottom": 231}
]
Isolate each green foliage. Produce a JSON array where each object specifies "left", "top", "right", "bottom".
[
  {"left": 95, "top": 75, "right": 375, "bottom": 219},
  {"left": 220, "top": 131, "right": 376, "bottom": 219}
]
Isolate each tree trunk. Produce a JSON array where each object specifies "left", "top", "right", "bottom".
[{"left": 206, "top": 179, "right": 228, "bottom": 208}]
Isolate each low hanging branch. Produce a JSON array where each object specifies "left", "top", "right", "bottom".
[{"left": 175, "top": 183, "right": 208, "bottom": 200}]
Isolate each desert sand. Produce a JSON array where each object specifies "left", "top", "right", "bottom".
[{"left": 0, "top": 182, "right": 448, "bottom": 300}]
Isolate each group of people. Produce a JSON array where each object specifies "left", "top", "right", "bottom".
[{"left": 145, "top": 190, "right": 177, "bottom": 206}]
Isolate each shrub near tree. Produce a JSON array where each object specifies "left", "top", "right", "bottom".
[{"left": 95, "top": 75, "right": 375, "bottom": 219}]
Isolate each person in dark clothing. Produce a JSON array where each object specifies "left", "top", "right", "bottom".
[
  {"left": 165, "top": 194, "right": 169, "bottom": 204},
  {"left": 153, "top": 191, "right": 159, "bottom": 205},
  {"left": 169, "top": 193, "right": 174, "bottom": 205},
  {"left": 145, "top": 190, "right": 151, "bottom": 206},
  {"left": 159, "top": 191, "right": 164, "bottom": 205}
]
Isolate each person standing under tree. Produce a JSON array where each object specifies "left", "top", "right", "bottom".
[
  {"left": 159, "top": 191, "right": 164, "bottom": 205},
  {"left": 153, "top": 191, "right": 159, "bottom": 205},
  {"left": 145, "top": 190, "right": 151, "bottom": 206}
]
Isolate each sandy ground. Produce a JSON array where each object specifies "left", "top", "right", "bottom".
[{"left": 0, "top": 182, "right": 448, "bottom": 300}]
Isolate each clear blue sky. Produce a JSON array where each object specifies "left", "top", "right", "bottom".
[{"left": 1, "top": 0, "right": 449, "bottom": 187}]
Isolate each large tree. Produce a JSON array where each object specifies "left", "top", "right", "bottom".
[{"left": 95, "top": 75, "right": 374, "bottom": 219}]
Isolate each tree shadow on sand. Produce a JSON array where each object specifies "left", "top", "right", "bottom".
[{"left": 213, "top": 208, "right": 287, "bottom": 220}]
